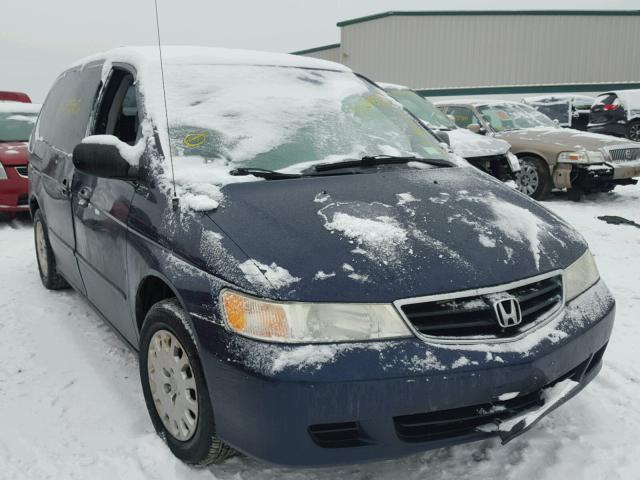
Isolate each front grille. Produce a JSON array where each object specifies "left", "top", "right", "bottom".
[
  {"left": 393, "top": 344, "right": 606, "bottom": 443},
  {"left": 399, "top": 275, "right": 563, "bottom": 339},
  {"left": 394, "top": 390, "right": 544, "bottom": 442},
  {"left": 608, "top": 148, "right": 640, "bottom": 162},
  {"left": 15, "top": 166, "right": 28, "bottom": 178}
]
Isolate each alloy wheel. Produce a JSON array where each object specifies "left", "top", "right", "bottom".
[
  {"left": 629, "top": 123, "right": 640, "bottom": 142},
  {"left": 515, "top": 161, "right": 539, "bottom": 196},
  {"left": 35, "top": 220, "right": 49, "bottom": 278},
  {"left": 147, "top": 330, "right": 199, "bottom": 442}
]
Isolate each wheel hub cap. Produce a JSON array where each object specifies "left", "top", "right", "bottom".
[
  {"left": 515, "top": 162, "right": 539, "bottom": 196},
  {"left": 148, "top": 330, "right": 199, "bottom": 441},
  {"left": 35, "top": 221, "right": 49, "bottom": 278}
]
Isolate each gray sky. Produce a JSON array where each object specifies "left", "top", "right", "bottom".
[{"left": 2, "top": 0, "right": 638, "bottom": 102}]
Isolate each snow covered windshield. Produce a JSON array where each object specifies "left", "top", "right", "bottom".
[
  {"left": 163, "top": 65, "right": 447, "bottom": 172},
  {"left": 478, "top": 103, "right": 558, "bottom": 132},
  {"left": 385, "top": 89, "right": 456, "bottom": 130},
  {"left": 0, "top": 110, "right": 38, "bottom": 142}
]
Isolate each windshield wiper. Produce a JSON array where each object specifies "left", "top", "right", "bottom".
[
  {"left": 230, "top": 167, "right": 302, "bottom": 180},
  {"left": 313, "top": 154, "right": 452, "bottom": 172}
]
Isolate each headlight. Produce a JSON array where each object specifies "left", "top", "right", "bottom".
[
  {"left": 506, "top": 152, "right": 521, "bottom": 172},
  {"left": 557, "top": 150, "right": 604, "bottom": 164},
  {"left": 0, "top": 163, "right": 7, "bottom": 180},
  {"left": 221, "top": 290, "right": 412, "bottom": 343},
  {"left": 564, "top": 250, "right": 600, "bottom": 302}
]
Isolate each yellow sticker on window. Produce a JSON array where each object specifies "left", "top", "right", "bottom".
[{"left": 183, "top": 132, "right": 209, "bottom": 148}]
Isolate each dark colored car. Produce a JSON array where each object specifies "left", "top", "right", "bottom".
[
  {"left": 523, "top": 95, "right": 595, "bottom": 131},
  {"left": 588, "top": 90, "right": 640, "bottom": 141},
  {"left": 0, "top": 101, "right": 40, "bottom": 216},
  {"left": 30, "top": 47, "right": 614, "bottom": 467}
]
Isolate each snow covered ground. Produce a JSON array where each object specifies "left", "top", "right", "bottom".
[{"left": 1, "top": 187, "right": 639, "bottom": 480}]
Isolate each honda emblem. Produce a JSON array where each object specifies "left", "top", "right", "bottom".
[{"left": 492, "top": 296, "right": 522, "bottom": 328}]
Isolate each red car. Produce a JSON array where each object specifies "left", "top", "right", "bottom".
[{"left": 0, "top": 101, "right": 40, "bottom": 216}]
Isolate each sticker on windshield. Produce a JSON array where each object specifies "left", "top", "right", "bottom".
[
  {"left": 183, "top": 132, "right": 209, "bottom": 148},
  {"left": 496, "top": 110, "right": 511, "bottom": 121}
]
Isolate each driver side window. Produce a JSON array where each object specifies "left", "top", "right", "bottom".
[{"left": 93, "top": 69, "right": 139, "bottom": 145}]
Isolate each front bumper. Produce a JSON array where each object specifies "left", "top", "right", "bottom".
[
  {"left": 194, "top": 280, "right": 614, "bottom": 466},
  {"left": 0, "top": 165, "right": 29, "bottom": 212},
  {"left": 556, "top": 161, "right": 640, "bottom": 191}
]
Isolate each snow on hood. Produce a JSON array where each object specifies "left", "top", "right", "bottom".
[
  {"left": 0, "top": 102, "right": 41, "bottom": 114},
  {"left": 447, "top": 128, "right": 510, "bottom": 158},
  {"left": 203, "top": 167, "right": 587, "bottom": 302},
  {"left": 502, "top": 126, "right": 633, "bottom": 149}
]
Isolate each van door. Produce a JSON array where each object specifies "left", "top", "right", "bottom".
[
  {"left": 29, "top": 64, "right": 103, "bottom": 292},
  {"left": 71, "top": 68, "right": 139, "bottom": 343}
]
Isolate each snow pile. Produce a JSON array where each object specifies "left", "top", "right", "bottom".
[
  {"left": 319, "top": 201, "right": 409, "bottom": 264},
  {"left": 238, "top": 260, "right": 300, "bottom": 290},
  {"left": 314, "top": 271, "right": 336, "bottom": 281},
  {"left": 271, "top": 344, "right": 347, "bottom": 373}
]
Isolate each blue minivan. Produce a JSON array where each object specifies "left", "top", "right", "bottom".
[{"left": 29, "top": 47, "right": 614, "bottom": 467}]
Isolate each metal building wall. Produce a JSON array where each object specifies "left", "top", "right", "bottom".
[
  {"left": 295, "top": 46, "right": 341, "bottom": 63},
  {"left": 339, "top": 13, "right": 640, "bottom": 90}
]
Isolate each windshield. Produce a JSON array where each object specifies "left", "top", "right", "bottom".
[
  {"left": 477, "top": 103, "right": 558, "bottom": 132},
  {"left": 0, "top": 111, "right": 38, "bottom": 142},
  {"left": 385, "top": 89, "right": 456, "bottom": 130},
  {"left": 163, "top": 65, "right": 448, "bottom": 173}
]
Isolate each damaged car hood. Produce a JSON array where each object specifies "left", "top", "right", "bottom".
[{"left": 205, "top": 167, "right": 587, "bottom": 302}]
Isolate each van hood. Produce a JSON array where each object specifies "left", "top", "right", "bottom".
[
  {"left": 0, "top": 142, "right": 28, "bottom": 166},
  {"left": 447, "top": 128, "right": 511, "bottom": 158},
  {"left": 205, "top": 167, "right": 586, "bottom": 302}
]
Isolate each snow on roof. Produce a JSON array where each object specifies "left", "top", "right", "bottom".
[
  {"left": 0, "top": 101, "right": 41, "bottom": 114},
  {"left": 71, "top": 46, "right": 350, "bottom": 73},
  {"left": 377, "top": 82, "right": 411, "bottom": 91}
]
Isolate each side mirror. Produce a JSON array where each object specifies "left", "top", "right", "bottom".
[
  {"left": 434, "top": 130, "right": 450, "bottom": 146},
  {"left": 72, "top": 136, "right": 140, "bottom": 179}
]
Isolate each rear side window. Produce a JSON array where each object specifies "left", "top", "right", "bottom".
[{"left": 37, "top": 65, "right": 102, "bottom": 153}]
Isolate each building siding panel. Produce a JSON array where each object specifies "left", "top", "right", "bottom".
[{"left": 339, "top": 14, "right": 640, "bottom": 90}]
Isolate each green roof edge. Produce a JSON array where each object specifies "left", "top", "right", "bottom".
[
  {"left": 337, "top": 10, "right": 640, "bottom": 27},
  {"left": 291, "top": 43, "right": 341, "bottom": 55},
  {"left": 415, "top": 82, "right": 640, "bottom": 97}
]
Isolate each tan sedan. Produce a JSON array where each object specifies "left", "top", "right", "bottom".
[{"left": 436, "top": 100, "right": 640, "bottom": 200}]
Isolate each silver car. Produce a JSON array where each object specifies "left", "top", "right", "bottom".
[
  {"left": 380, "top": 84, "right": 520, "bottom": 183},
  {"left": 437, "top": 99, "right": 640, "bottom": 200}
]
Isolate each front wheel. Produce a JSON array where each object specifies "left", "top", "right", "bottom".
[
  {"left": 627, "top": 121, "right": 640, "bottom": 142},
  {"left": 515, "top": 156, "right": 552, "bottom": 200},
  {"left": 139, "top": 298, "right": 234, "bottom": 466},
  {"left": 33, "top": 209, "right": 69, "bottom": 290}
]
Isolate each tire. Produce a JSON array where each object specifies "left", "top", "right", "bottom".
[
  {"left": 567, "top": 187, "right": 585, "bottom": 202},
  {"left": 515, "top": 156, "right": 552, "bottom": 200},
  {"left": 139, "top": 298, "right": 234, "bottom": 466},
  {"left": 33, "top": 209, "right": 69, "bottom": 290},
  {"left": 627, "top": 120, "right": 640, "bottom": 142}
]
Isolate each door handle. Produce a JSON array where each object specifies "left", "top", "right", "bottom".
[
  {"left": 61, "top": 178, "right": 71, "bottom": 197},
  {"left": 77, "top": 186, "right": 93, "bottom": 207}
]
